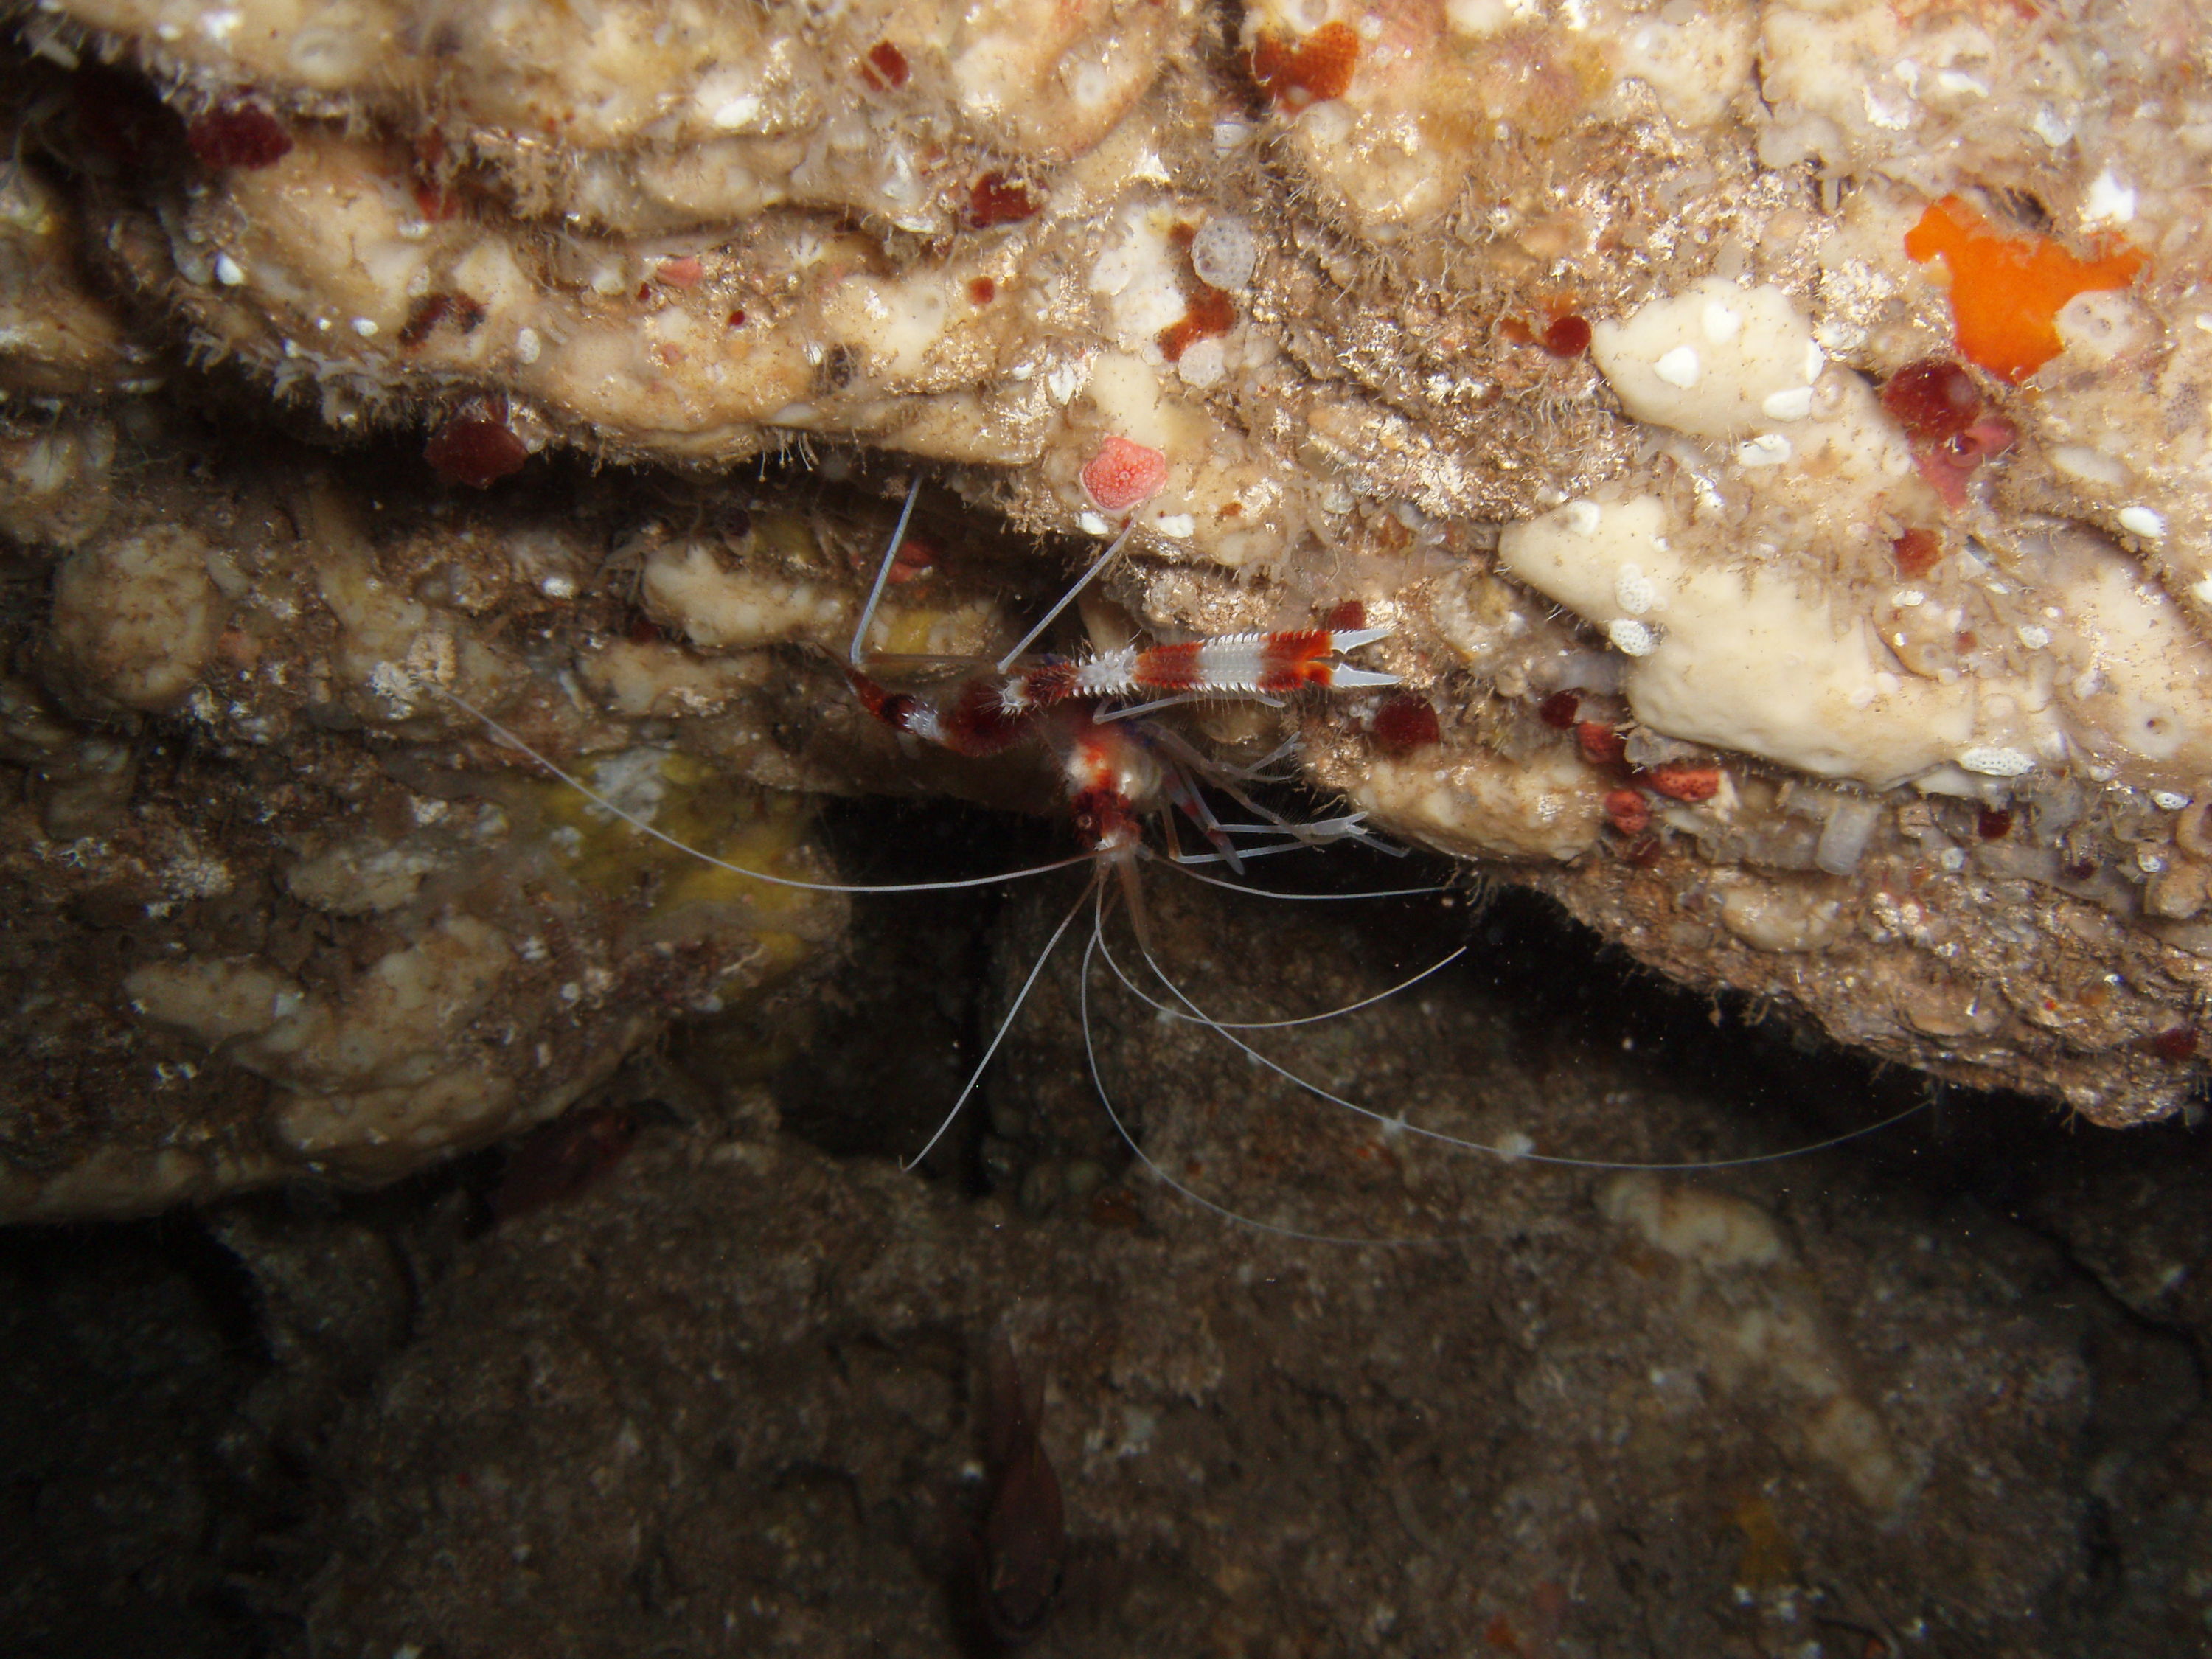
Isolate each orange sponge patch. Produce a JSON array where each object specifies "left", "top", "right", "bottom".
[{"left": 1904, "top": 195, "right": 2144, "bottom": 383}]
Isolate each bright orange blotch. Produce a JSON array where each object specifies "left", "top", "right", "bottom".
[
  {"left": 1250, "top": 20, "right": 1360, "bottom": 111},
  {"left": 1903, "top": 195, "right": 2145, "bottom": 383}
]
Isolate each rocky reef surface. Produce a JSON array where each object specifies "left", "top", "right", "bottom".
[
  {"left": 4, "top": 3, "right": 2212, "bottom": 1203},
  {"left": 10, "top": 5, "right": 2212, "bottom": 1651}
]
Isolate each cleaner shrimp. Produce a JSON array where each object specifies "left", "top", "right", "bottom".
[{"left": 427, "top": 479, "right": 1928, "bottom": 1244}]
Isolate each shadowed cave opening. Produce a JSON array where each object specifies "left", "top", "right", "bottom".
[{"left": 4, "top": 793, "right": 2211, "bottom": 1658}]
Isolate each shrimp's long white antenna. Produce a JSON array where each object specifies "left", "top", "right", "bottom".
[
  {"left": 1116, "top": 922, "right": 1929, "bottom": 1174},
  {"left": 1105, "top": 934, "right": 1470, "bottom": 1032},
  {"left": 993, "top": 526, "right": 1135, "bottom": 675},
  {"left": 1151, "top": 850, "right": 1450, "bottom": 902},
  {"left": 848, "top": 473, "right": 924, "bottom": 667},
  {"left": 902, "top": 874, "right": 1099, "bottom": 1171},
  {"left": 420, "top": 681, "right": 1090, "bottom": 895},
  {"left": 1080, "top": 897, "right": 1453, "bottom": 1248}
]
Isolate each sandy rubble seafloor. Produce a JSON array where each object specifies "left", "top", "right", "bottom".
[
  {"left": 5, "top": 0, "right": 2212, "bottom": 1654},
  {"left": 5, "top": 870, "right": 2212, "bottom": 1657}
]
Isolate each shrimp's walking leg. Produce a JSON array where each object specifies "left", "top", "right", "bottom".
[{"left": 994, "top": 525, "right": 1136, "bottom": 675}]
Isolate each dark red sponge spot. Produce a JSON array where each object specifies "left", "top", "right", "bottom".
[
  {"left": 1371, "top": 695, "right": 1440, "bottom": 755},
  {"left": 426, "top": 418, "right": 529, "bottom": 488},
  {"left": 187, "top": 102, "right": 293, "bottom": 170}
]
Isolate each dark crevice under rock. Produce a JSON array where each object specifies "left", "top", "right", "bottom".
[{"left": 7, "top": 811, "right": 2212, "bottom": 1656}]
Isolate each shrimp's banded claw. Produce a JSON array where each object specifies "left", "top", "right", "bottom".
[{"left": 844, "top": 665, "right": 1028, "bottom": 759}]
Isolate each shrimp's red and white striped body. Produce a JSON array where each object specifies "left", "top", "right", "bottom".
[
  {"left": 995, "top": 626, "right": 1397, "bottom": 715},
  {"left": 840, "top": 486, "right": 1923, "bottom": 1214},
  {"left": 842, "top": 496, "right": 1397, "bottom": 870},
  {"left": 850, "top": 637, "right": 1391, "bottom": 861},
  {"left": 424, "top": 480, "right": 1927, "bottom": 1242}
]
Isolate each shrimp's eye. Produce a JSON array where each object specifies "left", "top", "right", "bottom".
[{"left": 1068, "top": 787, "right": 1133, "bottom": 852}]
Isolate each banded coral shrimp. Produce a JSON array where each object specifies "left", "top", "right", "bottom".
[{"left": 423, "top": 476, "right": 1930, "bottom": 1245}]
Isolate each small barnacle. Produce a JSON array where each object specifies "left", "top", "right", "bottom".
[{"left": 814, "top": 343, "right": 860, "bottom": 395}]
